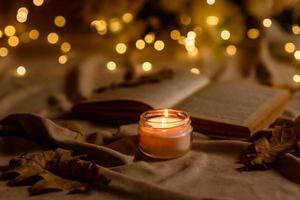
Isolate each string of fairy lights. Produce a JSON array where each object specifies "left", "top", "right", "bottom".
[
  {"left": 0, "top": 0, "right": 71, "bottom": 77},
  {"left": 0, "top": 0, "right": 299, "bottom": 84},
  {"left": 89, "top": 0, "right": 300, "bottom": 83}
]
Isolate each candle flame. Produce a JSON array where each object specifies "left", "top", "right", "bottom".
[
  {"left": 164, "top": 109, "right": 169, "bottom": 117},
  {"left": 162, "top": 109, "right": 169, "bottom": 128}
]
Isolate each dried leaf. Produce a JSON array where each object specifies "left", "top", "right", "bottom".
[
  {"left": 2, "top": 148, "right": 110, "bottom": 195},
  {"left": 240, "top": 117, "right": 300, "bottom": 170}
]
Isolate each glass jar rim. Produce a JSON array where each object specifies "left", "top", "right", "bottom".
[{"left": 140, "top": 109, "right": 190, "bottom": 128}]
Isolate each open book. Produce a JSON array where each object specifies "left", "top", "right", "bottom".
[{"left": 72, "top": 69, "right": 291, "bottom": 139}]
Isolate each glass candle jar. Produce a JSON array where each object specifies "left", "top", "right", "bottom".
[{"left": 139, "top": 109, "right": 193, "bottom": 159}]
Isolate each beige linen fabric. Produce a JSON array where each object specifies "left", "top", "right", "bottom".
[{"left": 0, "top": 114, "right": 300, "bottom": 200}]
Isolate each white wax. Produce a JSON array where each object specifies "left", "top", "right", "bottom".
[{"left": 148, "top": 117, "right": 181, "bottom": 128}]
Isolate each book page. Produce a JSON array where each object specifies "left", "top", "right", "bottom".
[
  {"left": 65, "top": 55, "right": 125, "bottom": 100},
  {"left": 175, "top": 80, "right": 290, "bottom": 128},
  {"left": 88, "top": 69, "right": 210, "bottom": 109}
]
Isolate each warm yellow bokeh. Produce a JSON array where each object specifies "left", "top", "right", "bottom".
[
  {"left": 109, "top": 18, "right": 122, "bottom": 32},
  {"left": 142, "top": 62, "right": 152, "bottom": 71},
  {"left": 33, "top": 0, "right": 44, "bottom": 6},
  {"left": 29, "top": 29, "right": 39, "bottom": 40},
  {"left": 284, "top": 42, "right": 295, "bottom": 53},
  {"left": 262, "top": 18, "right": 272, "bottom": 28},
  {"left": 170, "top": 30, "right": 181, "bottom": 40},
  {"left": 115, "top": 43, "right": 127, "bottom": 54},
  {"left": 8, "top": 36, "right": 19, "bottom": 47},
  {"left": 292, "top": 25, "right": 300, "bottom": 35},
  {"left": 144, "top": 33, "right": 155, "bottom": 44},
  {"left": 91, "top": 20, "right": 107, "bottom": 35},
  {"left": 206, "top": 16, "right": 219, "bottom": 26},
  {"left": 122, "top": 13, "right": 133, "bottom": 23},
  {"left": 16, "top": 66, "right": 26, "bottom": 76},
  {"left": 247, "top": 28, "right": 259, "bottom": 39},
  {"left": 136, "top": 39, "right": 146, "bottom": 50},
  {"left": 55, "top": 16, "right": 66, "bottom": 27},
  {"left": 190, "top": 67, "right": 201, "bottom": 75},
  {"left": 188, "top": 48, "right": 198, "bottom": 56},
  {"left": 294, "top": 50, "right": 300, "bottom": 60},
  {"left": 0, "top": 47, "right": 8, "bottom": 57},
  {"left": 226, "top": 45, "right": 237, "bottom": 56},
  {"left": 206, "top": 0, "right": 215, "bottom": 5},
  {"left": 58, "top": 55, "right": 68, "bottom": 64},
  {"left": 178, "top": 36, "right": 186, "bottom": 45},
  {"left": 187, "top": 31, "right": 196, "bottom": 39},
  {"left": 154, "top": 40, "right": 165, "bottom": 51},
  {"left": 16, "top": 7, "right": 28, "bottom": 23},
  {"left": 4, "top": 25, "right": 16, "bottom": 36},
  {"left": 293, "top": 74, "right": 300, "bottom": 83},
  {"left": 61, "top": 42, "right": 71, "bottom": 53},
  {"left": 107, "top": 61, "right": 117, "bottom": 71},
  {"left": 220, "top": 30, "right": 230, "bottom": 40},
  {"left": 47, "top": 32, "right": 59, "bottom": 44}
]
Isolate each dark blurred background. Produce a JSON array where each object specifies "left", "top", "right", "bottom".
[{"left": 0, "top": 0, "right": 300, "bottom": 116}]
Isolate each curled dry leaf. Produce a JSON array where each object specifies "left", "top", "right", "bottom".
[
  {"left": 240, "top": 117, "right": 300, "bottom": 170},
  {"left": 1, "top": 148, "right": 110, "bottom": 195}
]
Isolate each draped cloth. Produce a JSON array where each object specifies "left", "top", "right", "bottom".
[
  {"left": 1, "top": 41, "right": 300, "bottom": 200},
  {"left": 1, "top": 111, "right": 300, "bottom": 200}
]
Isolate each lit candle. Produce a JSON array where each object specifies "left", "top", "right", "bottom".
[{"left": 139, "top": 109, "right": 192, "bottom": 159}]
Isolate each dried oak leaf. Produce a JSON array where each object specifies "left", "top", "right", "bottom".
[
  {"left": 240, "top": 117, "right": 300, "bottom": 170},
  {"left": 1, "top": 148, "right": 110, "bottom": 195}
]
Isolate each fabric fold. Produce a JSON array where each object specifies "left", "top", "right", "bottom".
[{"left": 0, "top": 114, "right": 132, "bottom": 167}]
